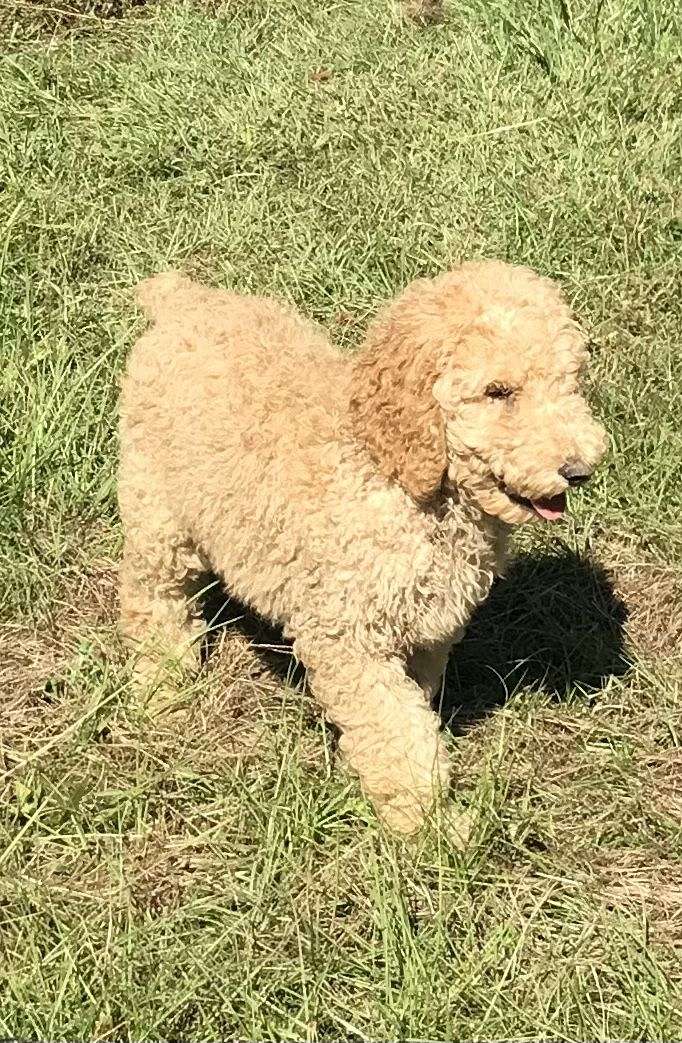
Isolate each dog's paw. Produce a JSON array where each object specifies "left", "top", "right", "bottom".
[
  {"left": 377, "top": 792, "right": 434, "bottom": 835},
  {"left": 378, "top": 797, "right": 475, "bottom": 848}
]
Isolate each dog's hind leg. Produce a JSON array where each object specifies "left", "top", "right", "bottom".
[
  {"left": 118, "top": 449, "right": 205, "bottom": 696},
  {"left": 408, "top": 641, "right": 455, "bottom": 707}
]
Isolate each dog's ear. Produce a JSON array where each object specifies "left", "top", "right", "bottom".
[{"left": 349, "top": 303, "right": 447, "bottom": 506}]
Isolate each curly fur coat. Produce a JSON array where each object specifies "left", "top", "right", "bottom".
[{"left": 119, "top": 261, "right": 607, "bottom": 832}]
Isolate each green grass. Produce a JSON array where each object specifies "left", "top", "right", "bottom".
[{"left": 1, "top": 0, "right": 681, "bottom": 1038}]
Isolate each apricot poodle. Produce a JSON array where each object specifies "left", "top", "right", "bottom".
[{"left": 118, "top": 261, "right": 607, "bottom": 833}]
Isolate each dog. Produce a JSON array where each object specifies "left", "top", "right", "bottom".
[{"left": 118, "top": 260, "right": 607, "bottom": 832}]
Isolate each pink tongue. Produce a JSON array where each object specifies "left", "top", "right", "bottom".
[{"left": 530, "top": 492, "right": 567, "bottom": 521}]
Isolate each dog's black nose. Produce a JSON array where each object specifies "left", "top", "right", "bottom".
[{"left": 559, "top": 460, "right": 591, "bottom": 487}]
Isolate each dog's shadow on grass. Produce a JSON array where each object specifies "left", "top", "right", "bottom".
[
  {"left": 440, "top": 549, "right": 630, "bottom": 733},
  {"left": 200, "top": 581, "right": 307, "bottom": 688},
  {"left": 200, "top": 548, "right": 630, "bottom": 730}
]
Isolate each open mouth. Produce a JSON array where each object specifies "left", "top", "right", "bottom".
[{"left": 504, "top": 487, "right": 567, "bottom": 521}]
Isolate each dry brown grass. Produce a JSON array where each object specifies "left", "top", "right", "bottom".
[
  {"left": 595, "top": 850, "right": 682, "bottom": 947},
  {"left": 401, "top": 0, "right": 444, "bottom": 24},
  {"left": 614, "top": 562, "right": 682, "bottom": 659}
]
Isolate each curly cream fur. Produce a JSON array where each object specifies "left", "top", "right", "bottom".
[{"left": 118, "top": 261, "right": 607, "bottom": 833}]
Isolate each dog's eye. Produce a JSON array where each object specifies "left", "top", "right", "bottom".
[{"left": 485, "top": 383, "right": 514, "bottom": 400}]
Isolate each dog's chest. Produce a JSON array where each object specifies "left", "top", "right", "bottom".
[{"left": 408, "top": 504, "right": 502, "bottom": 648}]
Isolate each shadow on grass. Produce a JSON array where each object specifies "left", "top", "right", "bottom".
[
  {"left": 442, "top": 549, "right": 630, "bottom": 733},
  {"left": 199, "top": 548, "right": 630, "bottom": 729},
  {"left": 199, "top": 578, "right": 306, "bottom": 688}
]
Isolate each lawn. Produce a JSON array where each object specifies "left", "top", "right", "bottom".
[{"left": 1, "top": 0, "right": 681, "bottom": 1038}]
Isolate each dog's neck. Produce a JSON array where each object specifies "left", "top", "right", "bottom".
[{"left": 427, "top": 479, "right": 511, "bottom": 546}]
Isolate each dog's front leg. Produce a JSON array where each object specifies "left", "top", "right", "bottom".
[{"left": 296, "top": 637, "right": 450, "bottom": 833}]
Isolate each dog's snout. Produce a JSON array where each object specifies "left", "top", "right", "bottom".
[{"left": 559, "top": 460, "right": 591, "bottom": 487}]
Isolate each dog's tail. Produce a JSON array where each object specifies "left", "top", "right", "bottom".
[{"left": 135, "top": 270, "right": 194, "bottom": 320}]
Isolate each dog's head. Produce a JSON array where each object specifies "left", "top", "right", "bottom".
[{"left": 350, "top": 261, "right": 608, "bottom": 524}]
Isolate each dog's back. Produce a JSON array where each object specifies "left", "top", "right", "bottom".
[
  {"left": 120, "top": 274, "right": 353, "bottom": 602},
  {"left": 125, "top": 272, "right": 347, "bottom": 455}
]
